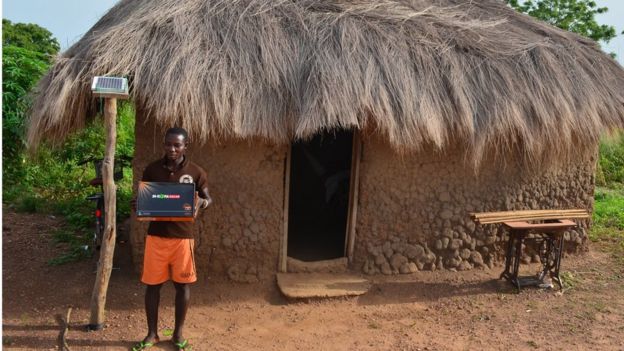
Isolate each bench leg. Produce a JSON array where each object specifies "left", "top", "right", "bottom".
[
  {"left": 537, "top": 231, "right": 565, "bottom": 290},
  {"left": 500, "top": 230, "right": 524, "bottom": 291},
  {"left": 500, "top": 231, "right": 515, "bottom": 281},
  {"left": 511, "top": 232, "right": 524, "bottom": 291},
  {"left": 551, "top": 233, "right": 565, "bottom": 290}
]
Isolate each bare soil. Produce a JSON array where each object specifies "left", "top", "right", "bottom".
[{"left": 3, "top": 208, "right": 624, "bottom": 350}]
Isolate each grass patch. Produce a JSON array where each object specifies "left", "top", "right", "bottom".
[
  {"left": 46, "top": 228, "right": 94, "bottom": 265},
  {"left": 48, "top": 246, "right": 91, "bottom": 266},
  {"left": 596, "top": 134, "right": 624, "bottom": 186},
  {"left": 593, "top": 187, "right": 624, "bottom": 229},
  {"left": 560, "top": 271, "right": 582, "bottom": 290},
  {"left": 590, "top": 186, "right": 624, "bottom": 264},
  {"left": 51, "top": 227, "right": 89, "bottom": 245}
]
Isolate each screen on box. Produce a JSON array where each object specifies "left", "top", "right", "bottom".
[{"left": 137, "top": 182, "right": 195, "bottom": 217}]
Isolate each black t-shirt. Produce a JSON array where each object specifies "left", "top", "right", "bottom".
[{"left": 141, "top": 156, "right": 208, "bottom": 239}]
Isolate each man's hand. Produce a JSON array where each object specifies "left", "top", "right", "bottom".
[
  {"left": 193, "top": 190, "right": 211, "bottom": 218},
  {"left": 198, "top": 197, "right": 212, "bottom": 209},
  {"left": 198, "top": 187, "right": 212, "bottom": 209}
]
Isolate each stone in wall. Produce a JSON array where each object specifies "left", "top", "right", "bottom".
[{"left": 227, "top": 263, "right": 260, "bottom": 283}]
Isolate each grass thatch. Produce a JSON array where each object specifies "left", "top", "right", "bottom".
[{"left": 27, "top": 0, "right": 624, "bottom": 166}]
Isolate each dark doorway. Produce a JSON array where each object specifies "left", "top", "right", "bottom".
[{"left": 287, "top": 130, "right": 353, "bottom": 261}]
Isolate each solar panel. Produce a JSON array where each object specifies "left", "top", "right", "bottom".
[{"left": 91, "top": 76, "right": 128, "bottom": 95}]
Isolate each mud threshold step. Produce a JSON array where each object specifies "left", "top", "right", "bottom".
[{"left": 277, "top": 272, "right": 370, "bottom": 299}]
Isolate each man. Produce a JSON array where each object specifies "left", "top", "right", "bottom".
[{"left": 133, "top": 127, "right": 212, "bottom": 351}]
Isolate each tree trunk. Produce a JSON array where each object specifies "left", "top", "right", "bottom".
[{"left": 88, "top": 98, "right": 117, "bottom": 330}]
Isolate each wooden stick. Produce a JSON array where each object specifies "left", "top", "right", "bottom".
[
  {"left": 475, "top": 212, "right": 589, "bottom": 220},
  {"left": 472, "top": 209, "right": 588, "bottom": 216},
  {"left": 476, "top": 212, "right": 589, "bottom": 219},
  {"left": 88, "top": 98, "right": 118, "bottom": 330},
  {"left": 479, "top": 212, "right": 590, "bottom": 219},
  {"left": 477, "top": 214, "right": 590, "bottom": 224},
  {"left": 472, "top": 209, "right": 587, "bottom": 218},
  {"left": 279, "top": 145, "right": 291, "bottom": 273},
  {"left": 345, "top": 131, "right": 362, "bottom": 263},
  {"left": 478, "top": 213, "right": 589, "bottom": 219},
  {"left": 59, "top": 307, "right": 72, "bottom": 351},
  {"left": 470, "top": 208, "right": 591, "bottom": 225},
  {"left": 471, "top": 209, "right": 588, "bottom": 219}
]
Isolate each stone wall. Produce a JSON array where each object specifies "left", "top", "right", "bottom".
[
  {"left": 130, "top": 116, "right": 286, "bottom": 282},
  {"left": 355, "top": 135, "right": 596, "bottom": 275}
]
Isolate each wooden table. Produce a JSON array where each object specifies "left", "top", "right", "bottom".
[{"left": 500, "top": 220, "right": 577, "bottom": 291}]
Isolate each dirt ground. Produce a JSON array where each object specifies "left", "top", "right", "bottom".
[{"left": 3, "top": 208, "right": 624, "bottom": 351}]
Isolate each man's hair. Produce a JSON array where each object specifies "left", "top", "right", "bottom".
[{"left": 165, "top": 127, "right": 189, "bottom": 142}]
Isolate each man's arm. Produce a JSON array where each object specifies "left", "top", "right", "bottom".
[{"left": 198, "top": 186, "right": 212, "bottom": 209}]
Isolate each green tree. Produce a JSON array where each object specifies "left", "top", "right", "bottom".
[
  {"left": 2, "top": 20, "right": 60, "bottom": 158},
  {"left": 2, "top": 20, "right": 60, "bottom": 164},
  {"left": 2, "top": 19, "right": 60, "bottom": 59},
  {"left": 2, "top": 45, "right": 50, "bottom": 161},
  {"left": 505, "top": 0, "right": 617, "bottom": 43}
]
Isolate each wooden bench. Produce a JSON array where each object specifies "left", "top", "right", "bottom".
[{"left": 471, "top": 209, "right": 590, "bottom": 291}]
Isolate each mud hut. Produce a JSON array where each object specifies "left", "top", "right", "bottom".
[{"left": 28, "top": 0, "right": 624, "bottom": 281}]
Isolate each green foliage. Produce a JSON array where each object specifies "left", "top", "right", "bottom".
[
  {"left": 2, "top": 19, "right": 60, "bottom": 59},
  {"left": 4, "top": 105, "right": 136, "bottom": 264},
  {"left": 2, "top": 45, "right": 50, "bottom": 162},
  {"left": 48, "top": 245, "right": 91, "bottom": 266},
  {"left": 596, "top": 134, "right": 624, "bottom": 186},
  {"left": 5, "top": 104, "right": 136, "bottom": 210},
  {"left": 2, "top": 20, "right": 60, "bottom": 185},
  {"left": 590, "top": 186, "right": 624, "bottom": 263},
  {"left": 2, "top": 19, "right": 60, "bottom": 176},
  {"left": 505, "top": 0, "right": 617, "bottom": 43},
  {"left": 15, "top": 195, "right": 41, "bottom": 213},
  {"left": 47, "top": 226, "right": 96, "bottom": 265},
  {"left": 560, "top": 271, "right": 582, "bottom": 290},
  {"left": 593, "top": 187, "right": 624, "bottom": 229}
]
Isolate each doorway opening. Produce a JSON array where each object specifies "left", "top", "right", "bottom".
[{"left": 287, "top": 129, "right": 354, "bottom": 261}]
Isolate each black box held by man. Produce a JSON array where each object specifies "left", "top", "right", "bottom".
[{"left": 136, "top": 182, "right": 197, "bottom": 221}]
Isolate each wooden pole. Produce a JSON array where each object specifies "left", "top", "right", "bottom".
[
  {"left": 279, "top": 146, "right": 291, "bottom": 273},
  {"left": 88, "top": 98, "right": 117, "bottom": 330},
  {"left": 345, "top": 131, "right": 362, "bottom": 263}
]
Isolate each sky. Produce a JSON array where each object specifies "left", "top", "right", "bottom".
[{"left": 1, "top": 0, "right": 623, "bottom": 64}]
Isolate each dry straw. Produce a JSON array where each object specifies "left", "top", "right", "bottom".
[{"left": 27, "top": 0, "right": 624, "bottom": 166}]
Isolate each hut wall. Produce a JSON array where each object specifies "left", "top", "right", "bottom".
[
  {"left": 130, "top": 117, "right": 287, "bottom": 282},
  {"left": 354, "top": 135, "right": 596, "bottom": 274},
  {"left": 131, "top": 121, "right": 597, "bottom": 279}
]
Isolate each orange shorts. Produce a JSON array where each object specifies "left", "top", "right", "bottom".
[{"left": 141, "top": 235, "right": 197, "bottom": 285}]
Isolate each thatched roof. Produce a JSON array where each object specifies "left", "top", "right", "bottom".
[{"left": 28, "top": 0, "right": 624, "bottom": 164}]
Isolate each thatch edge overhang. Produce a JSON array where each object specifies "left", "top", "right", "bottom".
[{"left": 27, "top": 0, "right": 624, "bottom": 166}]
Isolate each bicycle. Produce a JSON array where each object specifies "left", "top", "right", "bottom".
[{"left": 78, "top": 155, "right": 133, "bottom": 257}]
